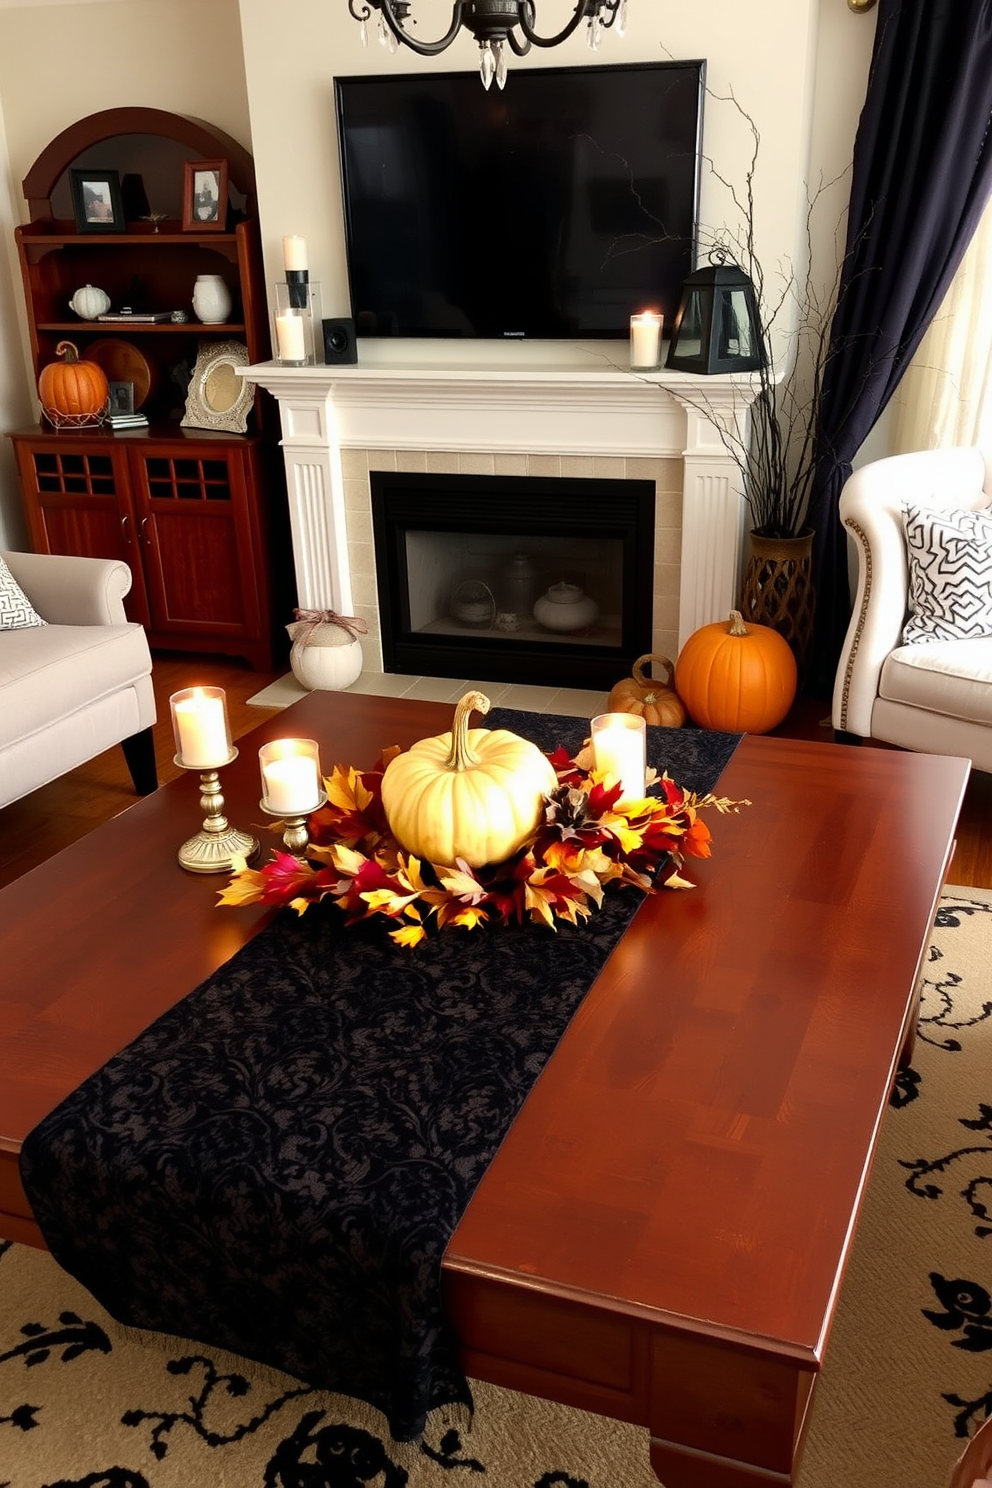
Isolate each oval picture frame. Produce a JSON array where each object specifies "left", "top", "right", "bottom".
[{"left": 181, "top": 340, "right": 253, "bottom": 433}]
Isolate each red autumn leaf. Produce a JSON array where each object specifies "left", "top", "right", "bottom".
[
  {"left": 258, "top": 851, "right": 323, "bottom": 902},
  {"left": 584, "top": 776, "right": 624, "bottom": 817},
  {"left": 547, "top": 745, "right": 582, "bottom": 779},
  {"left": 656, "top": 774, "right": 687, "bottom": 807}
]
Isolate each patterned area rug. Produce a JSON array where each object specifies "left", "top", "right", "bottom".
[{"left": 2, "top": 885, "right": 991, "bottom": 1488}]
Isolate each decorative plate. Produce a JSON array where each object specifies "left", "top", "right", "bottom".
[
  {"left": 181, "top": 340, "right": 253, "bottom": 434},
  {"left": 84, "top": 338, "right": 154, "bottom": 410}
]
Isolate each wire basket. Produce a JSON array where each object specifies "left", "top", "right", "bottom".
[{"left": 42, "top": 406, "right": 107, "bottom": 431}]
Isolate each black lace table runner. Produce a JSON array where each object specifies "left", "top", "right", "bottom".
[{"left": 19, "top": 712, "right": 740, "bottom": 1441}]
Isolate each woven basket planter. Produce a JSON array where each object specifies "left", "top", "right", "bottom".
[{"left": 740, "top": 529, "right": 815, "bottom": 669}]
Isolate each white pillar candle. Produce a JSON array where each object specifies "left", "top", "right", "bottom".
[
  {"left": 591, "top": 712, "right": 647, "bottom": 805},
  {"left": 262, "top": 753, "right": 320, "bottom": 814},
  {"left": 173, "top": 689, "right": 229, "bottom": 768},
  {"left": 276, "top": 312, "right": 306, "bottom": 362},
  {"left": 630, "top": 311, "right": 663, "bottom": 370},
  {"left": 282, "top": 235, "right": 308, "bottom": 272}
]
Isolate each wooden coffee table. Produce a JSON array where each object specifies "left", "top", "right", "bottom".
[{"left": 0, "top": 691, "right": 970, "bottom": 1487}]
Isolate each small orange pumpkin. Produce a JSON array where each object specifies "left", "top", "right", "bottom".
[
  {"left": 38, "top": 340, "right": 108, "bottom": 421},
  {"left": 606, "top": 653, "right": 686, "bottom": 728},
  {"left": 675, "top": 609, "right": 797, "bottom": 734}
]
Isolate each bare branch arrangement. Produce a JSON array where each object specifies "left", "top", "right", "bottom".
[{"left": 678, "top": 85, "right": 852, "bottom": 539}]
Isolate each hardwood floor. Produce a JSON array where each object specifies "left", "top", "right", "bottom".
[{"left": 1, "top": 656, "right": 990, "bottom": 891}]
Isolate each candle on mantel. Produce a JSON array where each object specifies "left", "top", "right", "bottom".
[
  {"left": 171, "top": 687, "right": 230, "bottom": 769},
  {"left": 260, "top": 741, "right": 321, "bottom": 815},
  {"left": 276, "top": 311, "right": 306, "bottom": 363},
  {"left": 630, "top": 311, "right": 663, "bottom": 370},
  {"left": 282, "top": 235, "right": 308, "bottom": 273},
  {"left": 591, "top": 712, "right": 647, "bottom": 806}
]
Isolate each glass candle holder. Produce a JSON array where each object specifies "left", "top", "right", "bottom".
[
  {"left": 629, "top": 311, "right": 664, "bottom": 371},
  {"left": 273, "top": 280, "right": 322, "bottom": 366},
  {"left": 170, "top": 686, "right": 233, "bottom": 768},
  {"left": 591, "top": 712, "right": 647, "bottom": 805},
  {"left": 259, "top": 738, "right": 323, "bottom": 815}
]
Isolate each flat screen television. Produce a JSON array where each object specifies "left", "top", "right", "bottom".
[{"left": 334, "top": 59, "right": 704, "bottom": 341}]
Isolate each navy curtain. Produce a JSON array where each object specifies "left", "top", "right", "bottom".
[{"left": 807, "top": 0, "right": 992, "bottom": 695}]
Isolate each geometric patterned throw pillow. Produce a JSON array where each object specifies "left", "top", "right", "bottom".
[
  {"left": 902, "top": 502, "right": 992, "bottom": 644},
  {"left": 0, "top": 553, "right": 47, "bottom": 629}
]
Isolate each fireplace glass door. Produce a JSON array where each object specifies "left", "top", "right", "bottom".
[{"left": 371, "top": 471, "right": 654, "bottom": 689}]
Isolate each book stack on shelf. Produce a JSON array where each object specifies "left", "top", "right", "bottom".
[{"left": 107, "top": 411, "right": 149, "bottom": 431}]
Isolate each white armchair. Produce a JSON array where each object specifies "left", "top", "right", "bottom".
[
  {"left": 832, "top": 445, "right": 992, "bottom": 773},
  {"left": 0, "top": 550, "right": 157, "bottom": 809}
]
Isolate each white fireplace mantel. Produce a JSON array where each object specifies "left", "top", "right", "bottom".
[{"left": 241, "top": 350, "right": 760, "bottom": 652}]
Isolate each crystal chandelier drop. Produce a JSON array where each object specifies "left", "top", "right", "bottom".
[{"left": 348, "top": 0, "right": 628, "bottom": 91}]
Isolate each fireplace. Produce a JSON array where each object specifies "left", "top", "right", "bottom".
[
  {"left": 371, "top": 470, "right": 654, "bottom": 688},
  {"left": 240, "top": 351, "right": 759, "bottom": 680}
]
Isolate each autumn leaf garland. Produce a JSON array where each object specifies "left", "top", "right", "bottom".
[{"left": 218, "top": 744, "right": 750, "bottom": 949}]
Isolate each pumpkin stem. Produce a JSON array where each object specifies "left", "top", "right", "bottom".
[
  {"left": 728, "top": 609, "right": 749, "bottom": 637},
  {"left": 445, "top": 690, "right": 490, "bottom": 771},
  {"left": 632, "top": 653, "right": 674, "bottom": 687},
  {"left": 55, "top": 340, "right": 80, "bottom": 364}
]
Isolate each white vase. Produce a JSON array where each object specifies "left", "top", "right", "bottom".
[
  {"left": 286, "top": 620, "right": 364, "bottom": 691},
  {"left": 192, "top": 274, "right": 232, "bottom": 325}
]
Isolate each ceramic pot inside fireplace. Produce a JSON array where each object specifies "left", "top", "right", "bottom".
[{"left": 533, "top": 581, "right": 599, "bottom": 632}]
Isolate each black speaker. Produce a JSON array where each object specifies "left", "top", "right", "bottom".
[{"left": 322, "top": 317, "right": 358, "bottom": 365}]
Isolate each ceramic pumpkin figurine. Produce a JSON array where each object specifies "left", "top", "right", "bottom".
[
  {"left": 606, "top": 654, "right": 685, "bottom": 728},
  {"left": 38, "top": 341, "right": 108, "bottom": 424},
  {"left": 675, "top": 609, "right": 797, "bottom": 734},
  {"left": 380, "top": 689, "right": 558, "bottom": 868}
]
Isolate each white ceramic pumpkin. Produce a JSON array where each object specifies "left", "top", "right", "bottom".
[
  {"left": 68, "top": 285, "right": 111, "bottom": 320},
  {"left": 380, "top": 690, "right": 558, "bottom": 868}
]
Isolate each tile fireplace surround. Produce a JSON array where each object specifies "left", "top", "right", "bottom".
[{"left": 243, "top": 347, "right": 758, "bottom": 678}]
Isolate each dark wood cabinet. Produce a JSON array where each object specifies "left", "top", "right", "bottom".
[
  {"left": 8, "top": 107, "right": 289, "bottom": 670},
  {"left": 10, "top": 426, "right": 275, "bottom": 669}
]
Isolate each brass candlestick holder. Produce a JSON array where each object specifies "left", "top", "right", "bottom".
[
  {"left": 259, "top": 789, "right": 327, "bottom": 858},
  {"left": 175, "top": 749, "right": 260, "bottom": 873}
]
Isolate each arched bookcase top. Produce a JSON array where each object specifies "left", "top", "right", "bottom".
[{"left": 22, "top": 107, "right": 256, "bottom": 221}]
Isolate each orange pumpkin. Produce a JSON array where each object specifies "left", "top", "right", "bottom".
[
  {"left": 606, "top": 653, "right": 685, "bottom": 728},
  {"left": 38, "top": 340, "right": 108, "bottom": 421},
  {"left": 675, "top": 609, "right": 797, "bottom": 734}
]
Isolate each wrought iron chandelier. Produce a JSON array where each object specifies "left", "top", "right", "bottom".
[{"left": 348, "top": 1, "right": 628, "bottom": 90}]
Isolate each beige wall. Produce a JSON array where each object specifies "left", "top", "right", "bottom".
[
  {"left": 0, "top": 0, "right": 879, "bottom": 547},
  {"left": 0, "top": 0, "right": 252, "bottom": 199}
]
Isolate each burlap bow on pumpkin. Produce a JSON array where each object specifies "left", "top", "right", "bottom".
[{"left": 287, "top": 608, "right": 369, "bottom": 668}]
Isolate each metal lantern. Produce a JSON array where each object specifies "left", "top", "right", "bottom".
[{"left": 665, "top": 252, "right": 765, "bottom": 374}]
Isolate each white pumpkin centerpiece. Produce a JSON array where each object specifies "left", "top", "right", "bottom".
[{"left": 381, "top": 690, "right": 558, "bottom": 868}]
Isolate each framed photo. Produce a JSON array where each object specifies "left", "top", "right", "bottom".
[
  {"left": 69, "top": 169, "right": 126, "bottom": 234},
  {"left": 107, "top": 381, "right": 135, "bottom": 416},
  {"left": 181, "top": 340, "right": 253, "bottom": 434},
  {"left": 182, "top": 159, "right": 229, "bottom": 233}
]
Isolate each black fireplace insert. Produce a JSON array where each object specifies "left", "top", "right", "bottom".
[{"left": 371, "top": 470, "right": 655, "bottom": 690}]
